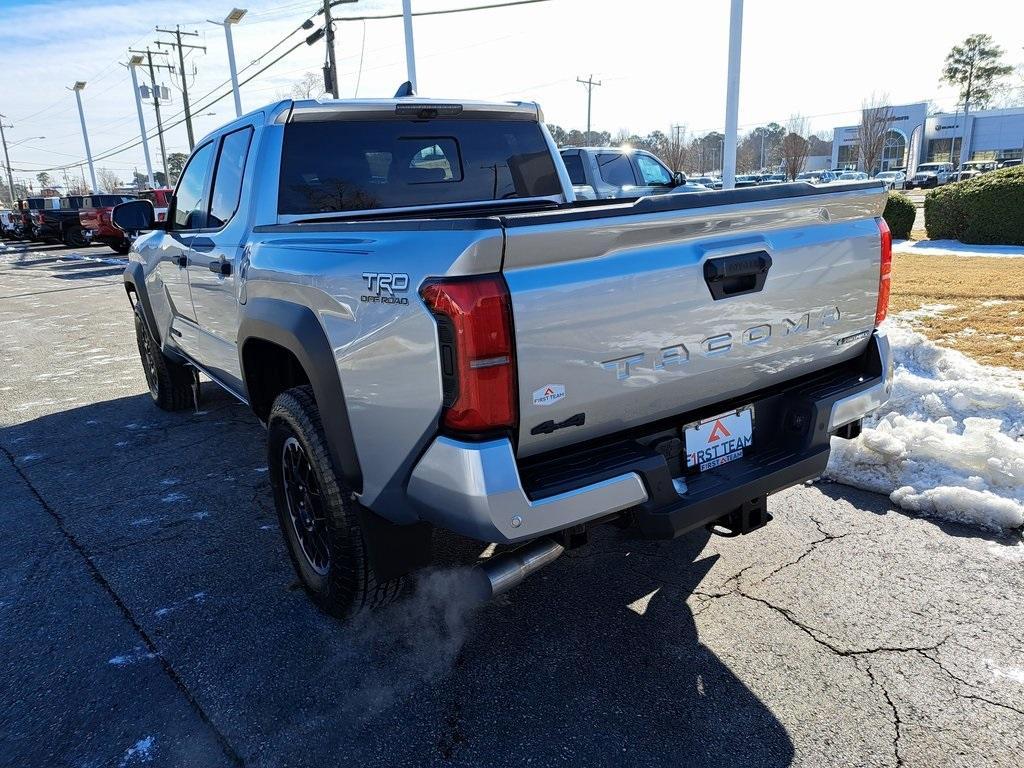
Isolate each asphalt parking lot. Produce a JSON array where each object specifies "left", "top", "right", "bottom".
[{"left": 2, "top": 240, "right": 1023, "bottom": 768}]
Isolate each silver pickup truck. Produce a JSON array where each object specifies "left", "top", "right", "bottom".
[{"left": 113, "top": 96, "right": 893, "bottom": 619}]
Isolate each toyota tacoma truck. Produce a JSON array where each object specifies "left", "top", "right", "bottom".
[{"left": 113, "top": 95, "right": 894, "bottom": 619}]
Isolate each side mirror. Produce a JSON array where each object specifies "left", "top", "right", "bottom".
[
  {"left": 672, "top": 171, "right": 686, "bottom": 186},
  {"left": 112, "top": 199, "right": 159, "bottom": 232}
]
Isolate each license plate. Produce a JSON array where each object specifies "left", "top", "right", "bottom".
[{"left": 685, "top": 407, "right": 753, "bottom": 472}]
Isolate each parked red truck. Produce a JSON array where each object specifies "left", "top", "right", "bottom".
[{"left": 79, "top": 194, "right": 137, "bottom": 254}]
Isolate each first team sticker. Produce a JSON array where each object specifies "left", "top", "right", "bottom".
[{"left": 532, "top": 384, "right": 566, "bottom": 406}]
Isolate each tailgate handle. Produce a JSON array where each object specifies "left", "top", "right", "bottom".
[{"left": 703, "top": 251, "right": 772, "bottom": 300}]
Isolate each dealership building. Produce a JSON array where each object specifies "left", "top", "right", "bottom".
[{"left": 831, "top": 102, "right": 1024, "bottom": 174}]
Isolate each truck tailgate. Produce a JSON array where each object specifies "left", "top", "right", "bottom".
[{"left": 501, "top": 183, "right": 888, "bottom": 458}]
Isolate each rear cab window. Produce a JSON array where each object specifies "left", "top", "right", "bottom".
[
  {"left": 596, "top": 152, "right": 637, "bottom": 187},
  {"left": 560, "top": 153, "right": 587, "bottom": 185},
  {"left": 277, "top": 117, "right": 562, "bottom": 216},
  {"left": 208, "top": 126, "right": 254, "bottom": 228}
]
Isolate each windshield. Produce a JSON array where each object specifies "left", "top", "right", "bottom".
[
  {"left": 279, "top": 118, "right": 561, "bottom": 215},
  {"left": 917, "top": 165, "right": 943, "bottom": 172}
]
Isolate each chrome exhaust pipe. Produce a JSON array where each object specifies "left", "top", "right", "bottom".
[{"left": 471, "top": 537, "right": 566, "bottom": 600}]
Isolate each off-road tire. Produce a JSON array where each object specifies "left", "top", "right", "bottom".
[
  {"left": 268, "top": 385, "right": 404, "bottom": 619},
  {"left": 63, "top": 227, "right": 87, "bottom": 248},
  {"left": 114, "top": 241, "right": 131, "bottom": 256},
  {"left": 133, "top": 307, "right": 194, "bottom": 411}
]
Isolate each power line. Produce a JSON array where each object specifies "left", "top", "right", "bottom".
[{"left": 16, "top": 35, "right": 309, "bottom": 173}]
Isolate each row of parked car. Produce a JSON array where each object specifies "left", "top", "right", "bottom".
[{"left": 0, "top": 189, "right": 171, "bottom": 253}]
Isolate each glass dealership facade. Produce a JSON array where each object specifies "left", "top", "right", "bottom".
[{"left": 831, "top": 103, "right": 1024, "bottom": 173}]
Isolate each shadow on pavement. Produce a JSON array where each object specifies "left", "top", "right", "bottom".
[{"left": 2, "top": 388, "right": 796, "bottom": 767}]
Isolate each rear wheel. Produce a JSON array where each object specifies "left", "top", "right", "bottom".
[
  {"left": 268, "top": 385, "right": 404, "bottom": 619},
  {"left": 133, "top": 307, "right": 194, "bottom": 411},
  {"left": 113, "top": 241, "right": 131, "bottom": 256},
  {"left": 63, "top": 227, "right": 87, "bottom": 247}
]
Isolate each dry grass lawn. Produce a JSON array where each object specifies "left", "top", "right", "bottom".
[{"left": 889, "top": 253, "right": 1024, "bottom": 370}]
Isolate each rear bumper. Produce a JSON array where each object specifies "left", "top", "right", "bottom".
[{"left": 407, "top": 330, "right": 893, "bottom": 544}]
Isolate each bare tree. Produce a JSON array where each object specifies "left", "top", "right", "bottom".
[
  {"left": 97, "top": 168, "right": 121, "bottom": 192},
  {"left": 780, "top": 116, "right": 810, "bottom": 180},
  {"left": 661, "top": 125, "right": 688, "bottom": 172},
  {"left": 858, "top": 94, "right": 894, "bottom": 175},
  {"left": 291, "top": 71, "right": 324, "bottom": 100}
]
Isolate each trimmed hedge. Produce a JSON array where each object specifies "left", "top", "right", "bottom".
[
  {"left": 882, "top": 191, "right": 916, "bottom": 239},
  {"left": 925, "top": 166, "right": 1024, "bottom": 245}
]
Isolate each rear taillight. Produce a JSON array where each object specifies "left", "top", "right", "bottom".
[
  {"left": 875, "top": 217, "right": 892, "bottom": 326},
  {"left": 421, "top": 275, "right": 517, "bottom": 433}
]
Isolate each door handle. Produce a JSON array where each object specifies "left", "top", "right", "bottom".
[
  {"left": 176, "top": 254, "right": 188, "bottom": 268},
  {"left": 209, "top": 260, "right": 232, "bottom": 276}
]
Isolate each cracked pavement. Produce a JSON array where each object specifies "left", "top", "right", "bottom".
[{"left": 2, "top": 241, "right": 1023, "bottom": 768}]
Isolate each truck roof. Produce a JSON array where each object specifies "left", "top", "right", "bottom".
[
  {"left": 195, "top": 96, "right": 544, "bottom": 148},
  {"left": 285, "top": 96, "right": 541, "bottom": 122}
]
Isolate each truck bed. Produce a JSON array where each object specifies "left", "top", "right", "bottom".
[{"left": 497, "top": 181, "right": 887, "bottom": 457}]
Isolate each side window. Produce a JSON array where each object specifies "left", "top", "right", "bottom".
[
  {"left": 636, "top": 154, "right": 673, "bottom": 185},
  {"left": 561, "top": 153, "right": 586, "bottom": 185},
  {"left": 403, "top": 138, "right": 461, "bottom": 183},
  {"left": 596, "top": 152, "right": 637, "bottom": 187},
  {"left": 208, "top": 127, "right": 254, "bottom": 228},
  {"left": 173, "top": 142, "right": 215, "bottom": 230}
]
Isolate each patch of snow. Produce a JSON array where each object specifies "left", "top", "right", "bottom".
[
  {"left": 108, "top": 648, "right": 157, "bottom": 666},
  {"left": 980, "top": 299, "right": 1010, "bottom": 307},
  {"left": 154, "top": 592, "right": 206, "bottom": 618},
  {"left": 897, "top": 303, "right": 956, "bottom": 322},
  {"left": 826, "top": 318, "right": 1024, "bottom": 531},
  {"left": 118, "top": 736, "right": 155, "bottom": 766},
  {"left": 893, "top": 239, "right": 1024, "bottom": 259},
  {"left": 984, "top": 658, "right": 1024, "bottom": 684}
]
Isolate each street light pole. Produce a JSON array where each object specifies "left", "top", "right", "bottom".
[
  {"left": 130, "top": 47, "right": 173, "bottom": 183},
  {"left": 402, "top": 0, "right": 417, "bottom": 92},
  {"left": 127, "top": 56, "right": 156, "bottom": 188},
  {"left": 207, "top": 9, "right": 247, "bottom": 118},
  {"left": 70, "top": 82, "right": 99, "bottom": 193},
  {"left": 722, "top": 0, "right": 744, "bottom": 190}
]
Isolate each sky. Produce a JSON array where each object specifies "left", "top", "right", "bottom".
[{"left": 1, "top": 0, "right": 1022, "bottom": 191}]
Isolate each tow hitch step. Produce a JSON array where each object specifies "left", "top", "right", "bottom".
[{"left": 707, "top": 495, "right": 772, "bottom": 537}]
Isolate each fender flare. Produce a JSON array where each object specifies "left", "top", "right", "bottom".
[
  {"left": 237, "top": 297, "right": 363, "bottom": 493},
  {"left": 123, "top": 262, "right": 161, "bottom": 344}
]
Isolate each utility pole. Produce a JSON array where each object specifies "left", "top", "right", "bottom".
[
  {"left": 319, "top": 1, "right": 359, "bottom": 98},
  {"left": 156, "top": 26, "right": 205, "bottom": 151},
  {"left": 0, "top": 115, "right": 16, "bottom": 207},
  {"left": 722, "top": 0, "right": 744, "bottom": 189},
  {"left": 322, "top": 0, "right": 339, "bottom": 98},
  {"left": 70, "top": 81, "right": 99, "bottom": 193},
  {"left": 576, "top": 75, "right": 602, "bottom": 144},
  {"left": 129, "top": 47, "right": 174, "bottom": 183},
  {"left": 126, "top": 56, "right": 155, "bottom": 188}
]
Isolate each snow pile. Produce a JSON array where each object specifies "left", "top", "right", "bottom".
[
  {"left": 893, "top": 239, "right": 1024, "bottom": 259},
  {"left": 826, "top": 319, "right": 1024, "bottom": 531}
]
